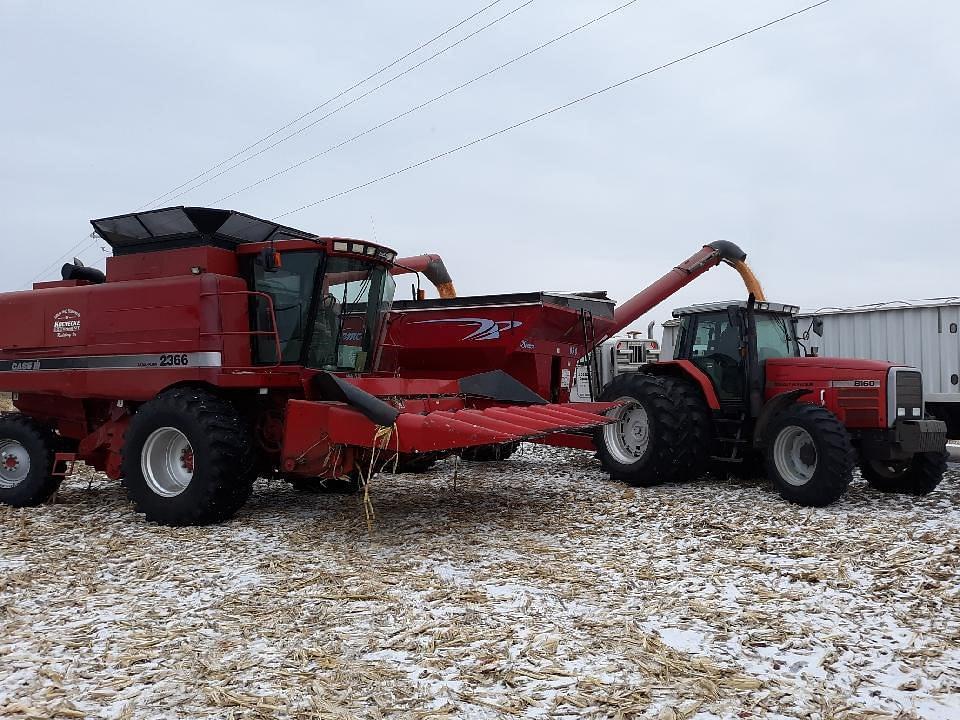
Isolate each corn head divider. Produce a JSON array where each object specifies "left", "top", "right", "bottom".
[{"left": 0, "top": 206, "right": 757, "bottom": 525}]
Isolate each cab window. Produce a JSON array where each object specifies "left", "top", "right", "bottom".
[{"left": 251, "top": 251, "right": 322, "bottom": 364}]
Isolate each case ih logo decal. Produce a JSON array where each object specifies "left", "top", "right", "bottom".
[
  {"left": 52, "top": 308, "right": 81, "bottom": 339},
  {"left": 412, "top": 317, "right": 523, "bottom": 341}
]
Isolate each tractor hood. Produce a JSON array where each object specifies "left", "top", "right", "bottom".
[{"left": 766, "top": 357, "right": 899, "bottom": 373}]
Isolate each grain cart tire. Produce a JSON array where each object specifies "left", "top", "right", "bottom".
[
  {"left": 595, "top": 373, "right": 693, "bottom": 487},
  {"left": 462, "top": 442, "right": 520, "bottom": 462},
  {"left": 121, "top": 388, "right": 254, "bottom": 526},
  {"left": 658, "top": 377, "right": 712, "bottom": 480},
  {"left": 392, "top": 454, "right": 439, "bottom": 473},
  {"left": 764, "top": 404, "right": 854, "bottom": 507},
  {"left": 288, "top": 476, "right": 361, "bottom": 494},
  {"left": 860, "top": 451, "right": 947, "bottom": 495},
  {"left": 0, "top": 414, "right": 62, "bottom": 507}
]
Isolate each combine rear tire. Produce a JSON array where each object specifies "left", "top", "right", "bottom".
[
  {"left": 765, "top": 404, "right": 853, "bottom": 507},
  {"left": 595, "top": 373, "right": 693, "bottom": 487},
  {"left": 121, "top": 388, "right": 254, "bottom": 526},
  {"left": 0, "top": 414, "right": 62, "bottom": 507},
  {"left": 861, "top": 452, "right": 947, "bottom": 495}
]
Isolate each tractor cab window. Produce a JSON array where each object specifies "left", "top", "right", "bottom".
[
  {"left": 252, "top": 251, "right": 322, "bottom": 364},
  {"left": 307, "top": 257, "right": 396, "bottom": 372},
  {"left": 755, "top": 314, "right": 800, "bottom": 361},
  {"left": 685, "top": 312, "right": 743, "bottom": 401}
]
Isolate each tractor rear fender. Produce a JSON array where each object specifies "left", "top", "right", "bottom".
[
  {"left": 752, "top": 389, "right": 812, "bottom": 447},
  {"left": 640, "top": 360, "right": 721, "bottom": 410}
]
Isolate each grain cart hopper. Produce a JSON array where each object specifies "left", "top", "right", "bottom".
[{"left": 0, "top": 207, "right": 617, "bottom": 525}]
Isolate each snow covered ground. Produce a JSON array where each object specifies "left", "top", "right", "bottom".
[{"left": 1, "top": 399, "right": 958, "bottom": 717}]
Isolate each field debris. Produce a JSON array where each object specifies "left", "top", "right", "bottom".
[{"left": 0, "top": 434, "right": 958, "bottom": 718}]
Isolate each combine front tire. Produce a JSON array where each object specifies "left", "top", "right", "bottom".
[
  {"left": 0, "top": 414, "right": 62, "bottom": 507},
  {"left": 121, "top": 388, "right": 254, "bottom": 526},
  {"left": 595, "top": 373, "right": 693, "bottom": 487},
  {"left": 765, "top": 404, "right": 854, "bottom": 507},
  {"left": 860, "top": 452, "right": 947, "bottom": 495}
]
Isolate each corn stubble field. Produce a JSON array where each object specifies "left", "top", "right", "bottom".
[{"left": 1, "top": 393, "right": 958, "bottom": 719}]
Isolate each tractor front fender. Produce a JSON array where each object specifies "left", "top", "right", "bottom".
[{"left": 753, "top": 389, "right": 812, "bottom": 447}]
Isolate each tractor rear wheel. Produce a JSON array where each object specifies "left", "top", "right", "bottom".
[
  {"left": 659, "top": 376, "right": 712, "bottom": 480},
  {"left": 595, "top": 373, "right": 694, "bottom": 486},
  {"left": 121, "top": 388, "right": 254, "bottom": 526},
  {"left": 860, "top": 452, "right": 947, "bottom": 495},
  {"left": 0, "top": 414, "right": 62, "bottom": 507},
  {"left": 764, "top": 404, "right": 854, "bottom": 506}
]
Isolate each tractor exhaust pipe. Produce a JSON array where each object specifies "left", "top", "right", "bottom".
[
  {"left": 392, "top": 254, "right": 457, "bottom": 298},
  {"left": 599, "top": 240, "right": 761, "bottom": 345}
]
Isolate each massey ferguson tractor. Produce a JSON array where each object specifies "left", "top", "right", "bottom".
[{"left": 0, "top": 205, "right": 947, "bottom": 524}]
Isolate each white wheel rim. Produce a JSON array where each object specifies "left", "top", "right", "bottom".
[
  {"left": 773, "top": 425, "right": 817, "bottom": 486},
  {"left": 0, "top": 439, "right": 30, "bottom": 488},
  {"left": 141, "top": 427, "right": 194, "bottom": 498},
  {"left": 603, "top": 397, "right": 650, "bottom": 464}
]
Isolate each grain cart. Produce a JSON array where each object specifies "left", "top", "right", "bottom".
[
  {"left": 383, "top": 259, "right": 948, "bottom": 506},
  {"left": 598, "top": 299, "right": 948, "bottom": 505},
  {"left": 0, "top": 207, "right": 619, "bottom": 525}
]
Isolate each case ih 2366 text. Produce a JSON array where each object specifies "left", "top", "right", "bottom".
[{"left": 0, "top": 206, "right": 947, "bottom": 524}]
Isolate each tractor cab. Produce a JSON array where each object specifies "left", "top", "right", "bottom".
[{"left": 671, "top": 300, "right": 801, "bottom": 405}]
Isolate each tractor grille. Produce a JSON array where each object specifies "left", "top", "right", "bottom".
[{"left": 895, "top": 371, "right": 923, "bottom": 420}]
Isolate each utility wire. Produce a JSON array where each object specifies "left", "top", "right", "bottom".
[
  {"left": 163, "top": 0, "right": 536, "bottom": 205},
  {"left": 212, "top": 0, "right": 640, "bottom": 205},
  {"left": 25, "top": 0, "right": 514, "bottom": 287},
  {"left": 139, "top": 0, "right": 509, "bottom": 210},
  {"left": 272, "top": 0, "right": 835, "bottom": 222}
]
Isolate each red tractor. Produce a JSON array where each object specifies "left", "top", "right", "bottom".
[{"left": 593, "top": 299, "right": 949, "bottom": 505}]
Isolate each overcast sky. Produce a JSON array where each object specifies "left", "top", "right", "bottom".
[{"left": 2, "top": 0, "right": 957, "bottom": 333}]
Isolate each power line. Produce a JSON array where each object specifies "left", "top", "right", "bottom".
[
  {"left": 24, "top": 0, "right": 515, "bottom": 287},
  {"left": 138, "top": 0, "right": 510, "bottom": 210},
  {"left": 212, "top": 0, "right": 640, "bottom": 205},
  {"left": 271, "top": 0, "right": 835, "bottom": 223},
  {"left": 163, "top": 0, "right": 537, "bottom": 205}
]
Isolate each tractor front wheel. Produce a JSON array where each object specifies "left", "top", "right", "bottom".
[
  {"left": 121, "top": 388, "right": 254, "bottom": 525},
  {"left": 595, "top": 373, "right": 693, "bottom": 487},
  {"left": 0, "top": 414, "right": 62, "bottom": 507},
  {"left": 860, "top": 452, "right": 947, "bottom": 495},
  {"left": 765, "top": 404, "right": 854, "bottom": 507}
]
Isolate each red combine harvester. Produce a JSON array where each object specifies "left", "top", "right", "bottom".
[{"left": 0, "top": 207, "right": 741, "bottom": 525}]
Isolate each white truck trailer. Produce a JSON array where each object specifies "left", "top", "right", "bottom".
[{"left": 794, "top": 299, "right": 960, "bottom": 438}]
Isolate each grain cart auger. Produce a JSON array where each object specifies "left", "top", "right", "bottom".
[{"left": 0, "top": 207, "right": 617, "bottom": 525}]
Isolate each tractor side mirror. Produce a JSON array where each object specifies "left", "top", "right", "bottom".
[
  {"left": 258, "top": 247, "right": 281, "bottom": 272},
  {"left": 811, "top": 316, "right": 824, "bottom": 337}
]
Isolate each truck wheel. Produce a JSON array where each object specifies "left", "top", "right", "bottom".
[
  {"left": 765, "top": 404, "right": 854, "bottom": 507},
  {"left": 0, "top": 414, "right": 62, "bottom": 507},
  {"left": 595, "top": 373, "right": 692, "bottom": 486},
  {"left": 462, "top": 442, "right": 519, "bottom": 462},
  {"left": 860, "top": 452, "right": 947, "bottom": 495},
  {"left": 659, "top": 377, "right": 712, "bottom": 479},
  {"left": 121, "top": 388, "right": 254, "bottom": 526}
]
